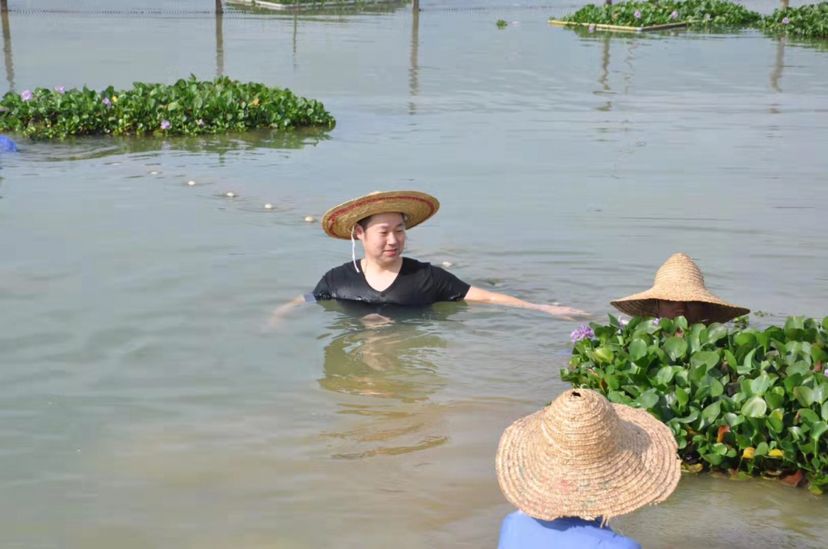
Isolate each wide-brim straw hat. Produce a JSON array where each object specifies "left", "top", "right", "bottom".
[
  {"left": 321, "top": 191, "right": 440, "bottom": 239},
  {"left": 611, "top": 253, "right": 749, "bottom": 323},
  {"left": 496, "top": 388, "right": 681, "bottom": 522}
]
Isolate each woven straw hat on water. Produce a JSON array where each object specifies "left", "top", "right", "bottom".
[
  {"left": 611, "top": 253, "right": 749, "bottom": 323},
  {"left": 496, "top": 388, "right": 681, "bottom": 523},
  {"left": 321, "top": 191, "right": 440, "bottom": 239}
]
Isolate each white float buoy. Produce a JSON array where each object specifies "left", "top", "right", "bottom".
[
  {"left": 149, "top": 170, "right": 159, "bottom": 175},
  {"left": 225, "top": 192, "right": 236, "bottom": 198},
  {"left": 304, "top": 216, "right": 316, "bottom": 223},
  {"left": 442, "top": 261, "right": 453, "bottom": 268},
  {"left": 186, "top": 180, "right": 196, "bottom": 186},
  {"left": 264, "top": 203, "right": 274, "bottom": 210}
]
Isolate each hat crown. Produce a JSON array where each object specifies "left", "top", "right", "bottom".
[
  {"left": 541, "top": 389, "right": 619, "bottom": 459},
  {"left": 652, "top": 252, "right": 706, "bottom": 291}
]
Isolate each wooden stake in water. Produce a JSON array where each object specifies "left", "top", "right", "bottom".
[{"left": 215, "top": 0, "right": 224, "bottom": 15}]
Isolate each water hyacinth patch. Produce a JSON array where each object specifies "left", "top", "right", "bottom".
[
  {"left": 554, "top": 0, "right": 762, "bottom": 29},
  {"left": 0, "top": 76, "right": 336, "bottom": 140},
  {"left": 760, "top": 3, "right": 828, "bottom": 40},
  {"left": 562, "top": 315, "right": 828, "bottom": 494}
]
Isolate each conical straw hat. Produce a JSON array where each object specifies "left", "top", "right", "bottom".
[
  {"left": 496, "top": 389, "right": 681, "bottom": 522},
  {"left": 611, "top": 253, "right": 749, "bottom": 323},
  {"left": 321, "top": 191, "right": 439, "bottom": 239}
]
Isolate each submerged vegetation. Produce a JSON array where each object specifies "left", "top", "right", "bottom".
[
  {"left": 563, "top": 315, "right": 828, "bottom": 494},
  {"left": 554, "top": 0, "right": 828, "bottom": 40},
  {"left": 0, "top": 76, "right": 335, "bottom": 140}
]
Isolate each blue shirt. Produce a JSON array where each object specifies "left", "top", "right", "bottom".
[{"left": 498, "top": 511, "right": 641, "bottom": 549}]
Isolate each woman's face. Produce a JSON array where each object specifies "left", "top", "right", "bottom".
[
  {"left": 657, "top": 300, "right": 706, "bottom": 324},
  {"left": 355, "top": 212, "right": 407, "bottom": 266}
]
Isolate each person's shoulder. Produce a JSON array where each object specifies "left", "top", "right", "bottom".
[{"left": 324, "top": 261, "right": 358, "bottom": 277}]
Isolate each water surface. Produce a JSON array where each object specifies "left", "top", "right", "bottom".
[{"left": 1, "top": 1, "right": 827, "bottom": 547}]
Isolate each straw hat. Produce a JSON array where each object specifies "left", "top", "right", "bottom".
[
  {"left": 496, "top": 389, "right": 681, "bottom": 522},
  {"left": 321, "top": 191, "right": 440, "bottom": 239},
  {"left": 611, "top": 253, "right": 749, "bottom": 323}
]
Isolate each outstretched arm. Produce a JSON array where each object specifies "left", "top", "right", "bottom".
[
  {"left": 463, "top": 286, "right": 590, "bottom": 320},
  {"left": 267, "top": 295, "right": 306, "bottom": 328}
]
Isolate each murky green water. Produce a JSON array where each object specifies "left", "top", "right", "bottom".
[{"left": 1, "top": 1, "right": 827, "bottom": 547}]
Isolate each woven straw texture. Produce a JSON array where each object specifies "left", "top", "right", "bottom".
[
  {"left": 496, "top": 389, "right": 681, "bottom": 522},
  {"left": 611, "top": 253, "right": 749, "bottom": 322},
  {"left": 321, "top": 191, "right": 439, "bottom": 239}
]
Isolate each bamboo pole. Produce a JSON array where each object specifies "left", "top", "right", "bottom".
[
  {"left": 0, "top": 1, "right": 8, "bottom": 14},
  {"left": 216, "top": 0, "right": 224, "bottom": 15}
]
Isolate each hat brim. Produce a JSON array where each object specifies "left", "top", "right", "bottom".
[
  {"left": 496, "top": 404, "right": 681, "bottom": 522},
  {"left": 321, "top": 191, "right": 439, "bottom": 239},
  {"left": 611, "top": 287, "right": 749, "bottom": 323}
]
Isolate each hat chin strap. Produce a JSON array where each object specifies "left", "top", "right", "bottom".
[{"left": 350, "top": 226, "right": 360, "bottom": 273}]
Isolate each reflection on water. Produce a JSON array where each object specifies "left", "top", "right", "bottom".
[
  {"left": 318, "top": 304, "right": 457, "bottom": 459},
  {"left": 215, "top": 11, "right": 224, "bottom": 77},
  {"left": 16, "top": 127, "right": 330, "bottom": 162},
  {"left": 1, "top": 7, "right": 12, "bottom": 92},
  {"left": 770, "top": 37, "right": 785, "bottom": 93},
  {"left": 409, "top": 4, "right": 419, "bottom": 115}
]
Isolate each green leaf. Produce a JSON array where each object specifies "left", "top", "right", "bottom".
[
  {"left": 675, "top": 387, "right": 689, "bottom": 408},
  {"left": 663, "top": 337, "right": 688, "bottom": 362},
  {"left": 767, "top": 409, "right": 784, "bottom": 433},
  {"left": 737, "top": 348, "right": 757, "bottom": 375},
  {"left": 655, "top": 366, "right": 676, "bottom": 386},
  {"left": 755, "top": 441, "right": 769, "bottom": 457},
  {"left": 822, "top": 400, "right": 828, "bottom": 421},
  {"left": 724, "top": 412, "right": 744, "bottom": 427},
  {"left": 690, "top": 350, "right": 720, "bottom": 371},
  {"left": 709, "top": 377, "right": 724, "bottom": 398},
  {"left": 741, "top": 396, "right": 768, "bottom": 418},
  {"left": 675, "top": 409, "right": 700, "bottom": 424},
  {"left": 794, "top": 386, "right": 815, "bottom": 407},
  {"left": 811, "top": 421, "right": 828, "bottom": 441},
  {"left": 798, "top": 408, "right": 820, "bottom": 424},
  {"left": 636, "top": 389, "right": 659, "bottom": 409},
  {"left": 629, "top": 339, "right": 647, "bottom": 362},
  {"left": 702, "top": 400, "right": 722, "bottom": 423},
  {"left": 750, "top": 373, "right": 772, "bottom": 396},
  {"left": 707, "top": 323, "right": 728, "bottom": 344}
]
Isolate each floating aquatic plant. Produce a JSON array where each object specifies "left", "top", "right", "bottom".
[
  {"left": 0, "top": 76, "right": 335, "bottom": 140},
  {"left": 563, "top": 314, "right": 828, "bottom": 494},
  {"left": 760, "top": 3, "right": 828, "bottom": 40},
  {"left": 554, "top": 0, "right": 761, "bottom": 29}
]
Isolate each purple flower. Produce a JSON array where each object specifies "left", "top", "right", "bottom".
[
  {"left": 588, "top": 23, "right": 596, "bottom": 33},
  {"left": 196, "top": 119, "right": 205, "bottom": 127},
  {"left": 670, "top": 10, "right": 679, "bottom": 20},
  {"left": 20, "top": 89, "right": 33, "bottom": 102},
  {"left": 160, "top": 120, "right": 171, "bottom": 130},
  {"left": 570, "top": 325, "right": 595, "bottom": 343},
  {"left": 102, "top": 97, "right": 112, "bottom": 107},
  {"left": 54, "top": 86, "right": 65, "bottom": 94},
  {"left": 651, "top": 318, "right": 661, "bottom": 327},
  {"left": 634, "top": 10, "right": 642, "bottom": 19},
  {"left": 781, "top": 17, "right": 790, "bottom": 25}
]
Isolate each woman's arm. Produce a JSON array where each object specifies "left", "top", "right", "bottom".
[{"left": 464, "top": 286, "right": 590, "bottom": 320}]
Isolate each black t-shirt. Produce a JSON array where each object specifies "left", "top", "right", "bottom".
[{"left": 311, "top": 258, "right": 471, "bottom": 306}]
